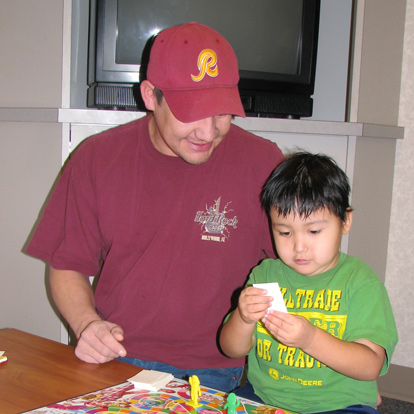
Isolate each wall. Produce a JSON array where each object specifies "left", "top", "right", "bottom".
[
  {"left": 346, "top": 0, "right": 414, "bottom": 401},
  {"left": 387, "top": 0, "right": 414, "bottom": 369},
  {"left": 349, "top": 0, "right": 406, "bottom": 125},
  {"left": 0, "top": 2, "right": 63, "bottom": 108},
  {"left": 380, "top": 0, "right": 414, "bottom": 400},
  {"left": 0, "top": 0, "right": 64, "bottom": 342}
]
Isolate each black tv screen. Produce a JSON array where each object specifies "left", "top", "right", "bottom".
[{"left": 88, "top": 0, "right": 320, "bottom": 119}]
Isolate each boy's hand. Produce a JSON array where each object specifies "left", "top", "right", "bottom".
[
  {"left": 262, "top": 311, "right": 316, "bottom": 350},
  {"left": 261, "top": 311, "right": 386, "bottom": 381},
  {"left": 220, "top": 286, "right": 274, "bottom": 359},
  {"left": 238, "top": 286, "right": 273, "bottom": 325}
]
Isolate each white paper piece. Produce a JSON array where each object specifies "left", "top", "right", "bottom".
[
  {"left": 253, "top": 282, "right": 287, "bottom": 313},
  {"left": 0, "top": 351, "right": 7, "bottom": 364},
  {"left": 127, "top": 370, "right": 174, "bottom": 391}
]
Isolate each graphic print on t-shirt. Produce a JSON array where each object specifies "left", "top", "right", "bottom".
[{"left": 194, "top": 197, "right": 238, "bottom": 243}]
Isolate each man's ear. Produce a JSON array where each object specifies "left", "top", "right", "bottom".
[
  {"left": 140, "top": 80, "right": 156, "bottom": 111},
  {"left": 342, "top": 210, "right": 353, "bottom": 235}
]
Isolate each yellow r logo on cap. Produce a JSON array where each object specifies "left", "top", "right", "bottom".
[{"left": 191, "top": 49, "right": 219, "bottom": 82}]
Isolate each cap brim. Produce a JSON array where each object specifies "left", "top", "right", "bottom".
[{"left": 163, "top": 86, "right": 246, "bottom": 123}]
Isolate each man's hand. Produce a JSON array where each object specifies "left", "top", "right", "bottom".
[
  {"left": 48, "top": 267, "right": 127, "bottom": 364},
  {"left": 75, "top": 320, "right": 127, "bottom": 363}
]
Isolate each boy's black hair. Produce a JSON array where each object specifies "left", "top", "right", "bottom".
[{"left": 260, "top": 152, "right": 352, "bottom": 222}]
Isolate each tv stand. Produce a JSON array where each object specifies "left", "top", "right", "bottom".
[
  {"left": 87, "top": 84, "right": 313, "bottom": 120},
  {"left": 240, "top": 91, "right": 313, "bottom": 119}
]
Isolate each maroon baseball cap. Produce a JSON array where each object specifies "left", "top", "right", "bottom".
[{"left": 147, "top": 22, "right": 246, "bottom": 123}]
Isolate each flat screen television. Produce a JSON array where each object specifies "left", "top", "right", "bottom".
[{"left": 87, "top": 0, "right": 320, "bottom": 119}]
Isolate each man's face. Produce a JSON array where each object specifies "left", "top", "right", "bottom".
[{"left": 149, "top": 96, "right": 232, "bottom": 165}]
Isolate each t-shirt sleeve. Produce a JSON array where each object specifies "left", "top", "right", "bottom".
[
  {"left": 344, "top": 271, "right": 398, "bottom": 376},
  {"left": 27, "top": 145, "right": 103, "bottom": 276}
]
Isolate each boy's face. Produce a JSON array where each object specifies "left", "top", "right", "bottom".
[{"left": 270, "top": 207, "right": 352, "bottom": 277}]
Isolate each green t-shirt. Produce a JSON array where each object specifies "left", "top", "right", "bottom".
[{"left": 246, "top": 253, "right": 398, "bottom": 414}]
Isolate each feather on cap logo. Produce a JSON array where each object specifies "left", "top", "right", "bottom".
[{"left": 191, "top": 49, "right": 219, "bottom": 82}]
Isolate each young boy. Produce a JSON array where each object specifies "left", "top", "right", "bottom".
[{"left": 220, "top": 152, "right": 398, "bottom": 414}]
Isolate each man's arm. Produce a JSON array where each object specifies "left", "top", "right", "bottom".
[{"left": 49, "top": 266, "right": 127, "bottom": 363}]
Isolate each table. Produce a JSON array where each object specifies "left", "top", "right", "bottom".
[{"left": 0, "top": 328, "right": 140, "bottom": 413}]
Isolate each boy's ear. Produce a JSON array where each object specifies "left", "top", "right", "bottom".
[
  {"left": 342, "top": 210, "right": 353, "bottom": 235},
  {"left": 140, "top": 80, "right": 156, "bottom": 111}
]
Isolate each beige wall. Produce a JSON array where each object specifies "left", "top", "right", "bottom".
[
  {"left": 348, "top": 0, "right": 414, "bottom": 366},
  {"left": 348, "top": 0, "right": 406, "bottom": 125},
  {"left": 385, "top": 0, "right": 414, "bottom": 368},
  {"left": 0, "top": 0, "right": 64, "bottom": 341},
  {"left": 0, "top": 1, "right": 63, "bottom": 108},
  {"left": 357, "top": 1, "right": 406, "bottom": 125},
  {"left": 0, "top": 122, "right": 62, "bottom": 339}
]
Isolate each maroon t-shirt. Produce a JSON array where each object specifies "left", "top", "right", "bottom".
[{"left": 27, "top": 115, "right": 284, "bottom": 368}]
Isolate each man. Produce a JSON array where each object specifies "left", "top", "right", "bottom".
[{"left": 27, "top": 22, "right": 284, "bottom": 392}]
